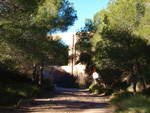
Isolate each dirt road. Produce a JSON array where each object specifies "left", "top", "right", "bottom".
[{"left": 0, "top": 87, "right": 113, "bottom": 113}]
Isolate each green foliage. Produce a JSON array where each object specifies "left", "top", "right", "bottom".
[
  {"left": 110, "top": 92, "right": 150, "bottom": 113},
  {"left": 76, "top": 0, "right": 150, "bottom": 93},
  {"left": 56, "top": 73, "right": 78, "bottom": 88},
  {"left": 89, "top": 83, "right": 105, "bottom": 94},
  {"left": 0, "top": 0, "right": 76, "bottom": 76},
  {"left": 78, "top": 84, "right": 87, "bottom": 89},
  {"left": 0, "top": 69, "right": 42, "bottom": 106},
  {"left": 95, "top": 26, "right": 150, "bottom": 92},
  {"left": 75, "top": 32, "right": 95, "bottom": 75},
  {"left": 42, "top": 79, "right": 54, "bottom": 91}
]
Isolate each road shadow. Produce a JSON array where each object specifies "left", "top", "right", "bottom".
[{"left": 0, "top": 87, "right": 112, "bottom": 113}]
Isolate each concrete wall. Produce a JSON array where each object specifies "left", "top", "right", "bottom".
[{"left": 43, "top": 64, "right": 88, "bottom": 85}]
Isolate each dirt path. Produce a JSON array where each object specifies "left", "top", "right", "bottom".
[{"left": 0, "top": 87, "right": 113, "bottom": 113}]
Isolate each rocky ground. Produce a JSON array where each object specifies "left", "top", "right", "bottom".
[{"left": 0, "top": 87, "right": 113, "bottom": 113}]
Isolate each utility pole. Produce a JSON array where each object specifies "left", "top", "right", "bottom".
[{"left": 71, "top": 34, "right": 74, "bottom": 76}]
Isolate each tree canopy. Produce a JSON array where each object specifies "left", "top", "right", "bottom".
[
  {"left": 76, "top": 0, "right": 150, "bottom": 92},
  {"left": 0, "top": 0, "right": 77, "bottom": 75}
]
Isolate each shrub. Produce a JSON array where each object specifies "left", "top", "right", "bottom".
[
  {"left": 56, "top": 73, "right": 78, "bottom": 88},
  {"left": 112, "top": 81, "right": 129, "bottom": 91},
  {"left": 78, "top": 84, "right": 87, "bottom": 89},
  {"left": 110, "top": 92, "right": 150, "bottom": 113},
  {"left": 42, "top": 79, "right": 54, "bottom": 91},
  {"left": 0, "top": 69, "right": 42, "bottom": 106},
  {"left": 89, "top": 83, "right": 104, "bottom": 94}
]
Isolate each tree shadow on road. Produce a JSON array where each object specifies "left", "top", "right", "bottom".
[{"left": 0, "top": 87, "right": 112, "bottom": 113}]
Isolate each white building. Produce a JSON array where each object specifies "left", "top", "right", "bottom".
[{"left": 46, "top": 32, "right": 88, "bottom": 85}]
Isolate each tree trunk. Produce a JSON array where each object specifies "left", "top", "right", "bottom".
[
  {"left": 133, "top": 82, "right": 137, "bottom": 94},
  {"left": 32, "top": 64, "right": 36, "bottom": 81},
  {"left": 141, "top": 78, "right": 146, "bottom": 92},
  {"left": 38, "top": 65, "right": 43, "bottom": 86}
]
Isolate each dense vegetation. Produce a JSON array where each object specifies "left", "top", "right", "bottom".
[
  {"left": 110, "top": 92, "right": 150, "bottom": 113},
  {"left": 0, "top": 68, "right": 41, "bottom": 106},
  {"left": 76, "top": 0, "right": 150, "bottom": 93},
  {"left": 0, "top": 0, "right": 77, "bottom": 75},
  {"left": 76, "top": 0, "right": 150, "bottom": 112},
  {"left": 0, "top": 0, "right": 77, "bottom": 105},
  {"left": 1, "top": 0, "right": 150, "bottom": 112}
]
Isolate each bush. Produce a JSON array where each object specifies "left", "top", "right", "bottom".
[
  {"left": 42, "top": 79, "right": 54, "bottom": 91},
  {"left": 89, "top": 83, "right": 104, "bottom": 94},
  {"left": 112, "top": 81, "right": 129, "bottom": 91},
  {"left": 78, "top": 84, "right": 87, "bottom": 89},
  {"left": 0, "top": 81, "right": 42, "bottom": 106},
  {"left": 110, "top": 92, "right": 150, "bottom": 113},
  {"left": 56, "top": 73, "right": 78, "bottom": 88},
  {"left": 0, "top": 69, "right": 42, "bottom": 106}
]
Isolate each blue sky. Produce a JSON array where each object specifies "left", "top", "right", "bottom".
[
  {"left": 57, "top": 0, "right": 110, "bottom": 45},
  {"left": 66, "top": 0, "right": 110, "bottom": 33}
]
